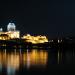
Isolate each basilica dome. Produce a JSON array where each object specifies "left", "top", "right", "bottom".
[{"left": 7, "top": 23, "right": 16, "bottom": 31}]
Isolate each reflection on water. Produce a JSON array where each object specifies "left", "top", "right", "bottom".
[
  {"left": 57, "top": 50, "right": 59, "bottom": 64},
  {"left": 0, "top": 49, "right": 48, "bottom": 75},
  {"left": 0, "top": 48, "right": 75, "bottom": 75},
  {"left": 23, "top": 50, "right": 48, "bottom": 68}
]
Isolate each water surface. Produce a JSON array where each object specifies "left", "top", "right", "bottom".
[{"left": 0, "top": 48, "right": 75, "bottom": 75}]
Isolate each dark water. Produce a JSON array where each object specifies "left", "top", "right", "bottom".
[{"left": 0, "top": 48, "right": 75, "bottom": 75}]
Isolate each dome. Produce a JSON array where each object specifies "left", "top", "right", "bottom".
[
  {"left": 7, "top": 23, "right": 16, "bottom": 31},
  {"left": 0, "top": 28, "right": 3, "bottom": 32}
]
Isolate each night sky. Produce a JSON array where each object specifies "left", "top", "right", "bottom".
[{"left": 0, "top": 0, "right": 75, "bottom": 38}]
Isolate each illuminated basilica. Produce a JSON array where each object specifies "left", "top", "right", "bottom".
[
  {"left": 0, "top": 22, "right": 20, "bottom": 40},
  {"left": 0, "top": 22, "right": 48, "bottom": 44}
]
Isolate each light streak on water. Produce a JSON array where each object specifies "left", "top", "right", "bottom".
[{"left": 0, "top": 49, "right": 48, "bottom": 75}]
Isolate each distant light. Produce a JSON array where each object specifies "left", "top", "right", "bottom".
[
  {"left": 52, "top": 40, "right": 53, "bottom": 42},
  {"left": 58, "top": 39, "right": 60, "bottom": 43},
  {"left": 0, "top": 28, "right": 3, "bottom": 32},
  {"left": 61, "top": 40, "right": 62, "bottom": 42}
]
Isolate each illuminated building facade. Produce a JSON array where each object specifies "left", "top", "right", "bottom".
[
  {"left": 0, "top": 34, "right": 10, "bottom": 40},
  {"left": 5, "top": 31, "right": 20, "bottom": 39},
  {"left": 0, "top": 22, "right": 48, "bottom": 43},
  {"left": 22, "top": 34, "right": 48, "bottom": 44},
  {"left": 0, "top": 22, "right": 20, "bottom": 40}
]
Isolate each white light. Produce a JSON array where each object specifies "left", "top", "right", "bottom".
[
  {"left": 0, "top": 28, "right": 3, "bottom": 32},
  {"left": 7, "top": 23, "right": 16, "bottom": 31},
  {"left": 58, "top": 39, "right": 60, "bottom": 43}
]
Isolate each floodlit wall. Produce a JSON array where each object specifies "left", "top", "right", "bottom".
[
  {"left": 0, "top": 31, "right": 20, "bottom": 40},
  {"left": 6, "top": 31, "right": 20, "bottom": 39},
  {"left": 22, "top": 34, "right": 48, "bottom": 44}
]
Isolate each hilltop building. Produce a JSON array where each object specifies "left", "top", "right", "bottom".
[
  {"left": 0, "top": 22, "right": 48, "bottom": 44},
  {"left": 0, "top": 22, "right": 20, "bottom": 40},
  {"left": 22, "top": 34, "right": 48, "bottom": 44}
]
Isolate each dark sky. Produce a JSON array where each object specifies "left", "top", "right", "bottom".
[{"left": 0, "top": 0, "right": 75, "bottom": 38}]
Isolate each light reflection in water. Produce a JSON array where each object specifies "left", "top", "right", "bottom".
[
  {"left": 57, "top": 50, "right": 59, "bottom": 64},
  {"left": 23, "top": 49, "right": 48, "bottom": 69},
  {"left": 0, "top": 49, "right": 48, "bottom": 75}
]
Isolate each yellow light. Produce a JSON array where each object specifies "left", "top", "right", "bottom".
[
  {"left": 0, "top": 49, "right": 48, "bottom": 70},
  {"left": 6, "top": 31, "right": 20, "bottom": 39},
  {"left": 22, "top": 34, "right": 48, "bottom": 44}
]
